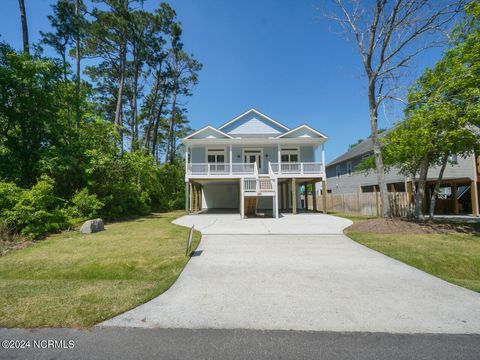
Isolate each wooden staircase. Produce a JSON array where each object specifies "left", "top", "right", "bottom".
[{"left": 244, "top": 197, "right": 257, "bottom": 217}]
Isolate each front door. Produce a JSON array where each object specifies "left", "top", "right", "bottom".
[{"left": 243, "top": 149, "right": 262, "bottom": 172}]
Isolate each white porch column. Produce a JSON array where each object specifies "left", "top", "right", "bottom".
[
  {"left": 229, "top": 144, "right": 233, "bottom": 175},
  {"left": 184, "top": 146, "right": 189, "bottom": 181},
  {"left": 472, "top": 154, "right": 479, "bottom": 217},
  {"left": 321, "top": 143, "right": 326, "bottom": 177},
  {"left": 277, "top": 144, "right": 281, "bottom": 175},
  {"left": 274, "top": 178, "right": 279, "bottom": 219},
  {"left": 240, "top": 179, "right": 245, "bottom": 219}
]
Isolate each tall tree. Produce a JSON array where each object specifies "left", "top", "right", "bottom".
[
  {"left": 86, "top": 0, "right": 136, "bottom": 150},
  {"left": 18, "top": 0, "right": 29, "bottom": 55},
  {"left": 326, "top": 0, "right": 465, "bottom": 217},
  {"left": 140, "top": 3, "right": 176, "bottom": 161},
  {"left": 165, "top": 23, "right": 201, "bottom": 164},
  {"left": 40, "top": 0, "right": 75, "bottom": 82},
  {"left": 73, "top": 0, "right": 86, "bottom": 128},
  {"left": 381, "top": 2, "right": 480, "bottom": 219}
]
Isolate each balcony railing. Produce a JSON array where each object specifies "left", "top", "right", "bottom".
[
  {"left": 269, "top": 162, "right": 324, "bottom": 176},
  {"left": 187, "top": 163, "right": 257, "bottom": 176},
  {"left": 244, "top": 178, "right": 274, "bottom": 193}
]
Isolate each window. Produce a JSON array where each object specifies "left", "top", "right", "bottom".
[
  {"left": 207, "top": 149, "right": 225, "bottom": 163},
  {"left": 281, "top": 148, "right": 299, "bottom": 163},
  {"left": 336, "top": 165, "right": 341, "bottom": 178},
  {"left": 347, "top": 161, "right": 352, "bottom": 176},
  {"left": 448, "top": 154, "right": 458, "bottom": 164},
  {"left": 243, "top": 149, "right": 262, "bottom": 169}
]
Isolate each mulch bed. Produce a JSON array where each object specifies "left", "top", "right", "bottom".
[{"left": 347, "top": 218, "right": 480, "bottom": 235}]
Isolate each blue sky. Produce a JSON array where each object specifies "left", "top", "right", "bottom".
[{"left": 0, "top": 0, "right": 445, "bottom": 161}]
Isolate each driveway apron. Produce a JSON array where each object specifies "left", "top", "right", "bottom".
[{"left": 101, "top": 213, "right": 480, "bottom": 333}]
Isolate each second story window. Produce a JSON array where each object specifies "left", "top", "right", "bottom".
[
  {"left": 347, "top": 161, "right": 352, "bottom": 176},
  {"left": 207, "top": 149, "right": 225, "bottom": 163},
  {"left": 448, "top": 154, "right": 458, "bottom": 164},
  {"left": 281, "top": 148, "right": 299, "bottom": 162},
  {"left": 336, "top": 165, "right": 341, "bottom": 178}
]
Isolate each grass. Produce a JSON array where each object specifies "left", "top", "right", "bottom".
[
  {"left": 346, "top": 228, "right": 480, "bottom": 293},
  {"left": 0, "top": 211, "right": 201, "bottom": 328}
]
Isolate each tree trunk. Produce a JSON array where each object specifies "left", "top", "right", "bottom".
[
  {"left": 167, "top": 81, "right": 178, "bottom": 164},
  {"left": 429, "top": 154, "right": 449, "bottom": 219},
  {"left": 74, "top": 0, "right": 81, "bottom": 128},
  {"left": 414, "top": 156, "right": 430, "bottom": 220},
  {"left": 368, "top": 81, "right": 390, "bottom": 217},
  {"left": 114, "top": 40, "right": 126, "bottom": 152},
  {"left": 144, "top": 67, "right": 162, "bottom": 153},
  {"left": 130, "top": 55, "right": 140, "bottom": 152},
  {"left": 151, "top": 89, "right": 167, "bottom": 163},
  {"left": 18, "top": 0, "right": 29, "bottom": 55},
  {"left": 61, "top": 50, "right": 72, "bottom": 125}
]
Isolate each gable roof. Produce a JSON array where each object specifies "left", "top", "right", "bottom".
[
  {"left": 219, "top": 108, "right": 290, "bottom": 132},
  {"left": 183, "top": 125, "right": 233, "bottom": 140},
  {"left": 276, "top": 124, "right": 328, "bottom": 139},
  {"left": 327, "top": 128, "right": 395, "bottom": 167}
]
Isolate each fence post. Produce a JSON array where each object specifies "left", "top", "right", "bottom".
[
  {"left": 322, "top": 180, "right": 327, "bottom": 214},
  {"left": 357, "top": 191, "right": 360, "bottom": 215}
]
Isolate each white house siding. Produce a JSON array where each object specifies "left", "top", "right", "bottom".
[
  {"left": 326, "top": 153, "right": 476, "bottom": 195},
  {"left": 300, "top": 146, "right": 315, "bottom": 162},
  {"left": 202, "top": 182, "right": 239, "bottom": 209},
  {"left": 191, "top": 128, "right": 229, "bottom": 139},
  {"left": 191, "top": 147, "right": 206, "bottom": 163},
  {"left": 221, "top": 112, "right": 285, "bottom": 137},
  {"left": 191, "top": 145, "right": 315, "bottom": 175}
]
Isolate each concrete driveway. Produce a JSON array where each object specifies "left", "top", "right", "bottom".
[
  {"left": 101, "top": 213, "right": 480, "bottom": 333},
  {"left": 172, "top": 212, "right": 353, "bottom": 234}
]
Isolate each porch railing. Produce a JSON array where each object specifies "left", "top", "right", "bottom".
[
  {"left": 187, "top": 162, "right": 257, "bottom": 176},
  {"left": 244, "top": 178, "right": 274, "bottom": 193},
  {"left": 269, "top": 162, "right": 324, "bottom": 176}
]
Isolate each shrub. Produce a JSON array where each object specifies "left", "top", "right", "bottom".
[
  {"left": 4, "top": 176, "right": 70, "bottom": 239},
  {"left": 66, "top": 188, "right": 104, "bottom": 222},
  {"left": 0, "top": 181, "right": 24, "bottom": 217}
]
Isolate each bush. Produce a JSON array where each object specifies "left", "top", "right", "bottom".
[
  {"left": 66, "top": 188, "right": 104, "bottom": 222},
  {"left": 4, "top": 176, "right": 70, "bottom": 239}
]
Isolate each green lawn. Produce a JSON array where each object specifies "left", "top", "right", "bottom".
[
  {"left": 346, "top": 229, "right": 480, "bottom": 293},
  {"left": 0, "top": 211, "right": 200, "bottom": 328}
]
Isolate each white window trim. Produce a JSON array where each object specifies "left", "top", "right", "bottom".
[
  {"left": 242, "top": 148, "right": 263, "bottom": 170},
  {"left": 281, "top": 147, "right": 299, "bottom": 163},
  {"left": 206, "top": 147, "right": 227, "bottom": 163},
  {"left": 347, "top": 161, "right": 353, "bottom": 176}
]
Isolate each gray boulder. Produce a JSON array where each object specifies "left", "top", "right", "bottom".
[{"left": 80, "top": 218, "right": 104, "bottom": 234}]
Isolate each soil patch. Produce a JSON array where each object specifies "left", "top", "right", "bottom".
[
  {"left": 0, "top": 240, "right": 34, "bottom": 256},
  {"left": 347, "top": 218, "right": 480, "bottom": 234}
]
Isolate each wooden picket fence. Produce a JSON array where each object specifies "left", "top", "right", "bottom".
[{"left": 308, "top": 191, "right": 413, "bottom": 217}]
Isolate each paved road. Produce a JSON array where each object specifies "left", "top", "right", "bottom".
[
  {"left": 102, "top": 231, "right": 480, "bottom": 333},
  {"left": 1, "top": 328, "right": 480, "bottom": 360}
]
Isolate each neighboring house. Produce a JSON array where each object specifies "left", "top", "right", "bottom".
[
  {"left": 182, "top": 109, "right": 328, "bottom": 218},
  {"left": 326, "top": 130, "right": 480, "bottom": 216}
]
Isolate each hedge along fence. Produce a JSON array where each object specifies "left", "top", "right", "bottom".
[{"left": 307, "top": 192, "right": 413, "bottom": 217}]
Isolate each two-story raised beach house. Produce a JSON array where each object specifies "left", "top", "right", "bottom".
[{"left": 182, "top": 109, "right": 329, "bottom": 218}]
